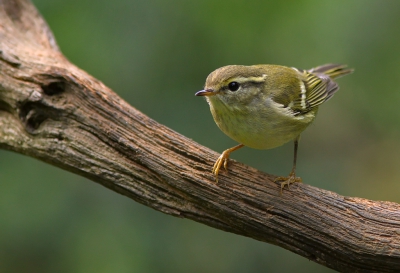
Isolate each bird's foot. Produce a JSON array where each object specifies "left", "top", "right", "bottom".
[
  {"left": 212, "top": 151, "right": 231, "bottom": 183},
  {"left": 211, "top": 144, "right": 244, "bottom": 183},
  {"left": 275, "top": 171, "right": 302, "bottom": 194}
]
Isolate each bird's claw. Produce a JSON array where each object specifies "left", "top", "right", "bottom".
[
  {"left": 212, "top": 152, "right": 230, "bottom": 183},
  {"left": 275, "top": 172, "right": 302, "bottom": 194}
]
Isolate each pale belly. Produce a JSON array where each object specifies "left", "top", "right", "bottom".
[{"left": 210, "top": 100, "right": 317, "bottom": 150}]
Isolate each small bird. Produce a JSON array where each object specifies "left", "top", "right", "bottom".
[{"left": 195, "top": 64, "right": 353, "bottom": 193}]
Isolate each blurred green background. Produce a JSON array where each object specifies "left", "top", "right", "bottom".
[{"left": 1, "top": 0, "right": 400, "bottom": 272}]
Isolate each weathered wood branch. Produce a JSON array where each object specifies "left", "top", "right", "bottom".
[{"left": 0, "top": 1, "right": 399, "bottom": 272}]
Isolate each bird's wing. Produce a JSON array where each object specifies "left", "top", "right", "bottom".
[{"left": 289, "top": 70, "right": 339, "bottom": 115}]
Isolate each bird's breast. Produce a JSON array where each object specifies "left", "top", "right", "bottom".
[{"left": 209, "top": 98, "right": 316, "bottom": 150}]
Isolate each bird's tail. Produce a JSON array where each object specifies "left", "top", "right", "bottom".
[{"left": 309, "top": 64, "right": 354, "bottom": 79}]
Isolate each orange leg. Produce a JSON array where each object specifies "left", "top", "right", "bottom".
[{"left": 212, "top": 144, "right": 244, "bottom": 182}]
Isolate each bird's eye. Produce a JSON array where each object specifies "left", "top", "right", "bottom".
[{"left": 228, "top": 82, "right": 240, "bottom": 91}]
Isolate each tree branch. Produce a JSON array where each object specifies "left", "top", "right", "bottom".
[{"left": 0, "top": 1, "right": 399, "bottom": 272}]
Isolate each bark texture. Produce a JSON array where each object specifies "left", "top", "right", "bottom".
[{"left": 0, "top": 1, "right": 399, "bottom": 272}]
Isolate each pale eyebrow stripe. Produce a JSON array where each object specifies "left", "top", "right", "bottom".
[{"left": 233, "top": 74, "right": 267, "bottom": 83}]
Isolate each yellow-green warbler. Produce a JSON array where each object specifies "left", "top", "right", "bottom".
[{"left": 196, "top": 64, "right": 353, "bottom": 193}]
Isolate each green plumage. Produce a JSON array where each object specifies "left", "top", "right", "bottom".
[
  {"left": 198, "top": 63, "right": 353, "bottom": 149},
  {"left": 196, "top": 63, "right": 353, "bottom": 188},
  {"left": 289, "top": 64, "right": 353, "bottom": 115}
]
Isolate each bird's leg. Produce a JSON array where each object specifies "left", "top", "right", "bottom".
[
  {"left": 275, "top": 136, "right": 302, "bottom": 194},
  {"left": 212, "top": 144, "right": 244, "bottom": 182}
]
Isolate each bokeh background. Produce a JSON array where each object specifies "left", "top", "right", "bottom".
[{"left": 1, "top": 0, "right": 400, "bottom": 272}]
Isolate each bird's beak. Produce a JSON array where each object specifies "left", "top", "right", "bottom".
[{"left": 195, "top": 89, "right": 216, "bottom": 96}]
